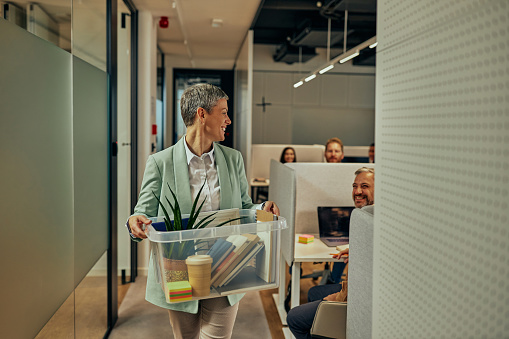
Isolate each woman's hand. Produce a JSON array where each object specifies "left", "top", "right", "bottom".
[
  {"left": 332, "top": 248, "right": 349, "bottom": 263},
  {"left": 263, "top": 201, "right": 280, "bottom": 216},
  {"left": 128, "top": 215, "right": 152, "bottom": 239}
]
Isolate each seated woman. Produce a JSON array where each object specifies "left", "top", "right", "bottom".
[{"left": 280, "top": 147, "right": 297, "bottom": 163}]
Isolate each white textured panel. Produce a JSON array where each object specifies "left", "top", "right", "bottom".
[
  {"left": 264, "top": 72, "right": 293, "bottom": 105},
  {"left": 347, "top": 206, "right": 374, "bottom": 339},
  {"left": 374, "top": 1, "right": 509, "bottom": 338},
  {"left": 348, "top": 75, "right": 375, "bottom": 109},
  {"left": 293, "top": 73, "right": 320, "bottom": 105},
  {"left": 321, "top": 74, "right": 349, "bottom": 107},
  {"left": 377, "top": 0, "right": 490, "bottom": 51}
]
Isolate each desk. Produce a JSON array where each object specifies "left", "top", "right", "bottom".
[
  {"left": 250, "top": 178, "right": 269, "bottom": 203},
  {"left": 274, "top": 234, "right": 345, "bottom": 328}
]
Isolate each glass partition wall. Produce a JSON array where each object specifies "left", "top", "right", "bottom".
[{"left": 0, "top": 0, "right": 135, "bottom": 337}]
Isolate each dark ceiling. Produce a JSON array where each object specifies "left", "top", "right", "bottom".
[{"left": 251, "top": 0, "right": 377, "bottom": 66}]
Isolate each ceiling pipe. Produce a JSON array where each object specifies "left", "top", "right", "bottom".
[
  {"left": 263, "top": 0, "right": 322, "bottom": 11},
  {"left": 343, "top": 10, "right": 348, "bottom": 53}
]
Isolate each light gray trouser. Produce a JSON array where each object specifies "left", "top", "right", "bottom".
[{"left": 168, "top": 297, "right": 239, "bottom": 339}]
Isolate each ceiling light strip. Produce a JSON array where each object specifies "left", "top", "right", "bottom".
[
  {"left": 339, "top": 51, "right": 359, "bottom": 63},
  {"left": 332, "top": 35, "right": 376, "bottom": 65},
  {"left": 304, "top": 74, "right": 317, "bottom": 82},
  {"left": 293, "top": 35, "right": 377, "bottom": 88},
  {"left": 319, "top": 64, "right": 334, "bottom": 74},
  {"left": 293, "top": 81, "right": 304, "bottom": 88}
]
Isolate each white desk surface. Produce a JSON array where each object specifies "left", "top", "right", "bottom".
[
  {"left": 294, "top": 234, "right": 343, "bottom": 262},
  {"left": 250, "top": 178, "right": 270, "bottom": 187}
]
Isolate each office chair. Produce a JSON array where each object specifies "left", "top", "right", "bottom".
[{"left": 310, "top": 301, "right": 347, "bottom": 339}]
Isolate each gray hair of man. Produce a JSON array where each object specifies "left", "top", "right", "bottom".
[
  {"left": 354, "top": 167, "right": 375, "bottom": 176},
  {"left": 180, "top": 83, "right": 229, "bottom": 127}
]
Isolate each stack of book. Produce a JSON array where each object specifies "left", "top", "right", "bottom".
[{"left": 207, "top": 233, "right": 265, "bottom": 288}]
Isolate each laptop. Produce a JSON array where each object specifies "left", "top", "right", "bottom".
[{"left": 317, "top": 206, "right": 354, "bottom": 247}]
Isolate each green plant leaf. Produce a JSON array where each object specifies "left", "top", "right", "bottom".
[
  {"left": 194, "top": 211, "right": 218, "bottom": 229},
  {"left": 194, "top": 218, "right": 216, "bottom": 229},
  {"left": 164, "top": 196, "right": 178, "bottom": 230},
  {"left": 187, "top": 181, "right": 207, "bottom": 228},
  {"left": 187, "top": 196, "right": 207, "bottom": 229},
  {"left": 167, "top": 183, "right": 183, "bottom": 231},
  {"left": 152, "top": 191, "right": 173, "bottom": 232}
]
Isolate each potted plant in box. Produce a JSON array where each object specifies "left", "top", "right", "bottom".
[{"left": 152, "top": 181, "right": 244, "bottom": 282}]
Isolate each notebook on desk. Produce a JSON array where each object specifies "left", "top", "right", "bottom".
[{"left": 317, "top": 206, "right": 354, "bottom": 247}]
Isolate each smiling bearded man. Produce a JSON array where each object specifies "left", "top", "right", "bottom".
[{"left": 352, "top": 167, "right": 374, "bottom": 208}]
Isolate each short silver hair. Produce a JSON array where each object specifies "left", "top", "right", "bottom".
[
  {"left": 180, "top": 84, "right": 229, "bottom": 127},
  {"left": 355, "top": 167, "right": 374, "bottom": 176}
]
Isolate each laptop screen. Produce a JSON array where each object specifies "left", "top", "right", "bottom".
[{"left": 317, "top": 206, "right": 355, "bottom": 238}]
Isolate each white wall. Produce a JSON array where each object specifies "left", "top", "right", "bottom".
[
  {"left": 373, "top": 0, "right": 509, "bottom": 338},
  {"left": 252, "top": 44, "right": 376, "bottom": 146},
  {"left": 136, "top": 11, "right": 158, "bottom": 274},
  {"left": 234, "top": 30, "right": 253, "bottom": 174}
]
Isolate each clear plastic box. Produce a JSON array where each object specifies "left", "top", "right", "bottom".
[{"left": 147, "top": 209, "right": 287, "bottom": 303}]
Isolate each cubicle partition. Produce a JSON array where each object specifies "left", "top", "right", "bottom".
[
  {"left": 347, "top": 206, "right": 374, "bottom": 339},
  {"left": 268, "top": 160, "right": 296, "bottom": 267},
  {"left": 251, "top": 144, "right": 371, "bottom": 181},
  {"left": 269, "top": 161, "right": 374, "bottom": 326},
  {"left": 269, "top": 161, "right": 374, "bottom": 264},
  {"left": 250, "top": 144, "right": 324, "bottom": 180}
]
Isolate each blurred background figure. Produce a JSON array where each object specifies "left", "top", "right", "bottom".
[
  {"left": 324, "top": 137, "right": 344, "bottom": 163},
  {"left": 369, "top": 143, "right": 375, "bottom": 163},
  {"left": 280, "top": 147, "right": 297, "bottom": 163}
]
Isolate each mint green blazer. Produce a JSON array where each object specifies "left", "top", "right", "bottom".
[{"left": 131, "top": 137, "right": 256, "bottom": 313}]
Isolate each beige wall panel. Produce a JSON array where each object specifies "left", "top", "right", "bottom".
[
  {"left": 320, "top": 74, "right": 349, "bottom": 107},
  {"left": 264, "top": 72, "right": 292, "bottom": 105},
  {"left": 293, "top": 74, "right": 320, "bottom": 105},
  {"left": 348, "top": 75, "right": 375, "bottom": 109}
]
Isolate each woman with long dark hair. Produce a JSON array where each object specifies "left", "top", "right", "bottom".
[{"left": 280, "top": 147, "right": 297, "bottom": 163}]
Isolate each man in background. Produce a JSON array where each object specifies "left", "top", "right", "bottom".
[
  {"left": 324, "top": 137, "right": 344, "bottom": 163},
  {"left": 286, "top": 167, "right": 375, "bottom": 339},
  {"left": 369, "top": 143, "right": 375, "bottom": 163}
]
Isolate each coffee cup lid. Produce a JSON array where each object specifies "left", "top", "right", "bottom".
[{"left": 186, "top": 254, "right": 213, "bottom": 265}]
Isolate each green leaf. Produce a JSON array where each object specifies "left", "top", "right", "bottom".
[
  {"left": 167, "top": 183, "right": 183, "bottom": 231},
  {"left": 194, "top": 211, "right": 218, "bottom": 229},
  {"left": 164, "top": 197, "right": 179, "bottom": 230},
  {"left": 152, "top": 191, "right": 173, "bottom": 232},
  {"left": 194, "top": 218, "right": 216, "bottom": 229},
  {"left": 187, "top": 181, "right": 207, "bottom": 228}
]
